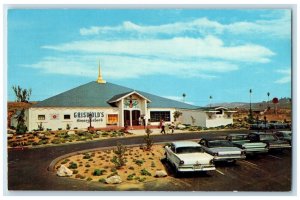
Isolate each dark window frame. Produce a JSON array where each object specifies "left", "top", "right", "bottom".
[
  {"left": 150, "top": 111, "right": 171, "bottom": 122},
  {"left": 64, "top": 114, "right": 71, "bottom": 120},
  {"left": 38, "top": 115, "right": 45, "bottom": 120}
]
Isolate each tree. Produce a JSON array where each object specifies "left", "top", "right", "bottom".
[
  {"left": 182, "top": 93, "right": 186, "bottom": 102},
  {"left": 111, "top": 143, "right": 127, "bottom": 169},
  {"left": 173, "top": 111, "right": 182, "bottom": 122},
  {"left": 248, "top": 89, "right": 254, "bottom": 123},
  {"left": 144, "top": 128, "right": 153, "bottom": 151},
  {"left": 267, "top": 92, "right": 270, "bottom": 110},
  {"left": 209, "top": 96, "right": 213, "bottom": 108},
  {"left": 12, "top": 85, "right": 32, "bottom": 102},
  {"left": 15, "top": 109, "right": 27, "bottom": 134}
]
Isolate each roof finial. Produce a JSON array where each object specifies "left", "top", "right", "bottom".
[{"left": 96, "top": 60, "right": 106, "bottom": 84}]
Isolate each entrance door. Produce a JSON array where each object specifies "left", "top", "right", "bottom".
[
  {"left": 131, "top": 110, "right": 141, "bottom": 126},
  {"left": 124, "top": 110, "right": 130, "bottom": 126}
]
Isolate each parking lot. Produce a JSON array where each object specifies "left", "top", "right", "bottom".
[
  {"left": 8, "top": 130, "right": 293, "bottom": 192},
  {"left": 162, "top": 148, "right": 292, "bottom": 191}
]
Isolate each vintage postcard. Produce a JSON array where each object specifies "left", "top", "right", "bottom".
[{"left": 5, "top": 7, "right": 293, "bottom": 193}]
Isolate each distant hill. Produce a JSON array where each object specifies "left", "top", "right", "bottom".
[{"left": 207, "top": 97, "right": 292, "bottom": 110}]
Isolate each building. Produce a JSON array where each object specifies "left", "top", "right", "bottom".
[
  {"left": 13, "top": 65, "right": 235, "bottom": 131},
  {"left": 178, "top": 107, "right": 236, "bottom": 128}
]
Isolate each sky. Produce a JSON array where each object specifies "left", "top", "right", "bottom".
[{"left": 7, "top": 9, "right": 292, "bottom": 106}]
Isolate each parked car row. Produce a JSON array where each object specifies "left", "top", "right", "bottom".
[
  {"left": 164, "top": 131, "right": 291, "bottom": 176},
  {"left": 249, "top": 121, "right": 291, "bottom": 130}
]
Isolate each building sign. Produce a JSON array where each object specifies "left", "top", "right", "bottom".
[
  {"left": 124, "top": 98, "right": 139, "bottom": 109},
  {"left": 74, "top": 112, "right": 105, "bottom": 123}
]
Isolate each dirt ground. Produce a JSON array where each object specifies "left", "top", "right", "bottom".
[{"left": 55, "top": 144, "right": 168, "bottom": 184}]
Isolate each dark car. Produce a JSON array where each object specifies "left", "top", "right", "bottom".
[
  {"left": 248, "top": 132, "right": 291, "bottom": 151},
  {"left": 274, "top": 131, "right": 292, "bottom": 145},
  {"left": 226, "top": 133, "right": 268, "bottom": 155},
  {"left": 199, "top": 139, "right": 246, "bottom": 163}
]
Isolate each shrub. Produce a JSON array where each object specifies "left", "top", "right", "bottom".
[
  {"left": 127, "top": 173, "right": 136, "bottom": 181},
  {"left": 73, "top": 170, "right": 78, "bottom": 174},
  {"left": 51, "top": 139, "right": 61, "bottom": 144},
  {"left": 68, "top": 162, "right": 78, "bottom": 169},
  {"left": 83, "top": 154, "right": 91, "bottom": 159},
  {"left": 135, "top": 160, "right": 144, "bottom": 166},
  {"left": 140, "top": 169, "right": 151, "bottom": 176},
  {"left": 129, "top": 166, "right": 135, "bottom": 170},
  {"left": 111, "top": 143, "right": 127, "bottom": 169},
  {"left": 101, "top": 132, "right": 109, "bottom": 137},
  {"left": 75, "top": 174, "right": 85, "bottom": 179},
  {"left": 93, "top": 169, "right": 106, "bottom": 176},
  {"left": 61, "top": 159, "right": 69, "bottom": 164},
  {"left": 85, "top": 163, "right": 91, "bottom": 168},
  {"left": 151, "top": 161, "right": 156, "bottom": 168},
  {"left": 144, "top": 128, "right": 153, "bottom": 151},
  {"left": 98, "top": 178, "right": 106, "bottom": 183},
  {"left": 87, "top": 177, "right": 92, "bottom": 181},
  {"left": 107, "top": 172, "right": 118, "bottom": 178}
]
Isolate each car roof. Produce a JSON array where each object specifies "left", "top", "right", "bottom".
[{"left": 171, "top": 141, "right": 200, "bottom": 148}]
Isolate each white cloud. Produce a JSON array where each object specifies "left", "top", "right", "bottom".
[
  {"left": 163, "top": 95, "right": 195, "bottom": 105},
  {"left": 275, "top": 68, "right": 291, "bottom": 84},
  {"left": 79, "top": 13, "right": 290, "bottom": 39},
  {"left": 42, "top": 36, "right": 275, "bottom": 63},
  {"left": 22, "top": 55, "right": 237, "bottom": 80}
]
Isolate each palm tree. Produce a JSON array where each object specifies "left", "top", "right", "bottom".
[
  {"left": 209, "top": 95, "right": 213, "bottom": 108},
  {"left": 182, "top": 93, "right": 186, "bottom": 103},
  {"left": 248, "top": 89, "right": 253, "bottom": 123},
  {"left": 267, "top": 92, "right": 270, "bottom": 110}
]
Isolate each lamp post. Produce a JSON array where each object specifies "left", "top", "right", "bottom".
[
  {"left": 248, "top": 89, "right": 253, "bottom": 123},
  {"left": 88, "top": 113, "right": 93, "bottom": 131},
  {"left": 264, "top": 116, "right": 267, "bottom": 133}
]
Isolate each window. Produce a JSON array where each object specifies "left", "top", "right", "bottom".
[
  {"left": 38, "top": 115, "right": 45, "bottom": 120},
  {"left": 150, "top": 111, "right": 170, "bottom": 122},
  {"left": 107, "top": 114, "right": 118, "bottom": 125},
  {"left": 64, "top": 114, "right": 71, "bottom": 120},
  {"left": 216, "top": 110, "right": 223, "bottom": 114}
]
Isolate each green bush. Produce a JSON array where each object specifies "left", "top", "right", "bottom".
[
  {"left": 135, "top": 160, "right": 144, "bottom": 166},
  {"left": 127, "top": 173, "right": 136, "bottom": 181},
  {"left": 86, "top": 177, "right": 92, "bottom": 181},
  {"left": 93, "top": 169, "right": 106, "bottom": 176},
  {"left": 98, "top": 178, "right": 106, "bottom": 183},
  {"left": 129, "top": 166, "right": 135, "bottom": 170},
  {"left": 51, "top": 139, "right": 61, "bottom": 144},
  {"left": 61, "top": 159, "right": 69, "bottom": 164},
  {"left": 83, "top": 154, "right": 91, "bottom": 159},
  {"left": 73, "top": 170, "right": 78, "bottom": 174},
  {"left": 140, "top": 168, "right": 151, "bottom": 176},
  {"left": 68, "top": 162, "right": 78, "bottom": 169}
]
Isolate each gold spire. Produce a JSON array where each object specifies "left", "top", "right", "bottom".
[{"left": 96, "top": 61, "right": 106, "bottom": 84}]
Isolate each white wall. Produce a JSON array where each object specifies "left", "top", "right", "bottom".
[
  {"left": 179, "top": 109, "right": 234, "bottom": 128},
  {"left": 179, "top": 109, "right": 206, "bottom": 127},
  {"left": 205, "top": 111, "right": 233, "bottom": 128},
  {"left": 27, "top": 107, "right": 118, "bottom": 131}
]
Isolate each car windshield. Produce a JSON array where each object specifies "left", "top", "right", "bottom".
[
  {"left": 260, "top": 134, "right": 277, "bottom": 141},
  {"left": 208, "top": 141, "right": 234, "bottom": 148},
  {"left": 176, "top": 147, "right": 203, "bottom": 154}
]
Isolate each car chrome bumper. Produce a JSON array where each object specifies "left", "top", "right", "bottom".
[
  {"left": 214, "top": 155, "right": 246, "bottom": 161},
  {"left": 178, "top": 165, "right": 216, "bottom": 172}
]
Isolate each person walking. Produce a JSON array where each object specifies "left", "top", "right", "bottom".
[{"left": 160, "top": 120, "right": 166, "bottom": 134}]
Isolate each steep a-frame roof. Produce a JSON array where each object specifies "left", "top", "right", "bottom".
[{"left": 33, "top": 81, "right": 197, "bottom": 109}]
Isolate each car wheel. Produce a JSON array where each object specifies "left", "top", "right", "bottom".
[{"left": 174, "top": 167, "right": 181, "bottom": 178}]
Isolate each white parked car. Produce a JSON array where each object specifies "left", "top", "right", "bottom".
[{"left": 164, "top": 141, "right": 216, "bottom": 176}]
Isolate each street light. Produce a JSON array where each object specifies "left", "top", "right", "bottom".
[{"left": 88, "top": 113, "right": 93, "bottom": 130}]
